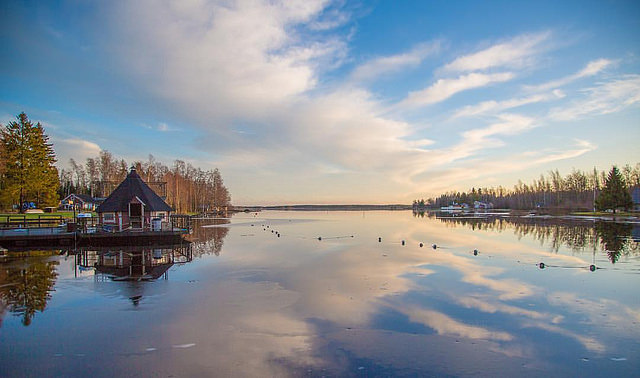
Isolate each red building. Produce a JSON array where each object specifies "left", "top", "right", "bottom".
[{"left": 96, "top": 168, "right": 172, "bottom": 231}]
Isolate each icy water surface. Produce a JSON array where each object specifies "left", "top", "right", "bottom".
[{"left": 1, "top": 210, "right": 639, "bottom": 377}]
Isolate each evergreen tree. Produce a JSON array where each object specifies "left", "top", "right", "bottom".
[
  {"left": 0, "top": 113, "right": 59, "bottom": 212},
  {"left": 595, "top": 166, "right": 632, "bottom": 213}
]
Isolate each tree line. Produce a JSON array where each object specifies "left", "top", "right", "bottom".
[
  {"left": 419, "top": 212, "right": 638, "bottom": 263},
  {"left": 414, "top": 164, "right": 639, "bottom": 211},
  {"left": 1, "top": 112, "right": 231, "bottom": 213}
]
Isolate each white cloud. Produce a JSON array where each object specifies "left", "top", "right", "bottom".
[
  {"left": 549, "top": 74, "right": 640, "bottom": 121},
  {"left": 156, "top": 122, "right": 181, "bottom": 132},
  {"left": 350, "top": 41, "right": 441, "bottom": 82},
  {"left": 533, "top": 139, "right": 596, "bottom": 163},
  {"left": 461, "top": 113, "right": 536, "bottom": 143},
  {"left": 112, "top": 0, "right": 344, "bottom": 123},
  {"left": 527, "top": 58, "right": 614, "bottom": 92},
  {"left": 442, "top": 31, "right": 551, "bottom": 72},
  {"left": 309, "top": 5, "right": 351, "bottom": 31},
  {"left": 452, "top": 91, "right": 565, "bottom": 118},
  {"left": 400, "top": 72, "right": 514, "bottom": 108},
  {"left": 52, "top": 138, "right": 102, "bottom": 167}
]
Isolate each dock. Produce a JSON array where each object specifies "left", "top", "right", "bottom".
[{"left": 0, "top": 227, "right": 188, "bottom": 250}]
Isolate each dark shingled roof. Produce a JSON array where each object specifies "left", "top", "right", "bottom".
[{"left": 97, "top": 168, "right": 172, "bottom": 213}]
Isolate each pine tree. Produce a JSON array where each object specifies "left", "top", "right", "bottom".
[
  {"left": 595, "top": 166, "right": 632, "bottom": 213},
  {"left": 0, "top": 113, "right": 59, "bottom": 212}
]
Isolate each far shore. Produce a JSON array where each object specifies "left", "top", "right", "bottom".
[
  {"left": 232, "top": 205, "right": 639, "bottom": 219},
  {"left": 234, "top": 204, "right": 412, "bottom": 211}
]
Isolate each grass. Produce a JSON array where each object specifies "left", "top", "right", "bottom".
[{"left": 0, "top": 211, "right": 97, "bottom": 222}]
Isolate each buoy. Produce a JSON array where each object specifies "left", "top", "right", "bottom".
[
  {"left": 378, "top": 237, "right": 382, "bottom": 242},
  {"left": 318, "top": 237, "right": 322, "bottom": 241},
  {"left": 539, "top": 262, "right": 545, "bottom": 269},
  {"left": 277, "top": 234, "right": 280, "bottom": 238},
  {"left": 401, "top": 240, "right": 405, "bottom": 246},
  {"left": 130, "top": 295, "right": 142, "bottom": 305},
  {"left": 419, "top": 242, "right": 423, "bottom": 247},
  {"left": 473, "top": 249, "right": 478, "bottom": 256},
  {"left": 271, "top": 230, "right": 274, "bottom": 233},
  {"left": 432, "top": 244, "right": 437, "bottom": 250},
  {"left": 589, "top": 264, "right": 596, "bottom": 272}
]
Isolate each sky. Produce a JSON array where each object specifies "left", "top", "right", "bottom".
[{"left": 1, "top": 0, "right": 639, "bottom": 205}]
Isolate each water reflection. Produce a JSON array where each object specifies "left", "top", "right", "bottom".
[
  {"left": 0, "top": 255, "right": 58, "bottom": 326},
  {"left": 187, "top": 217, "right": 230, "bottom": 257},
  {"left": 0, "top": 218, "right": 231, "bottom": 325},
  {"left": 1, "top": 211, "right": 639, "bottom": 376},
  {"left": 76, "top": 244, "right": 193, "bottom": 281},
  {"left": 595, "top": 222, "right": 635, "bottom": 263},
  {"left": 417, "top": 211, "right": 640, "bottom": 263}
]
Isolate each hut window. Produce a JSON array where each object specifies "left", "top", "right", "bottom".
[{"left": 103, "top": 213, "right": 115, "bottom": 223}]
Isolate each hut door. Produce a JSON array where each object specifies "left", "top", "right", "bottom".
[{"left": 129, "top": 203, "right": 143, "bottom": 229}]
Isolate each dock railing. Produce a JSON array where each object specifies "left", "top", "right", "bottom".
[
  {"left": 0, "top": 213, "right": 191, "bottom": 235},
  {"left": 0, "top": 215, "right": 66, "bottom": 229}
]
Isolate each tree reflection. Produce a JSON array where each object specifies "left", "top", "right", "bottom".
[
  {"left": 595, "top": 222, "right": 633, "bottom": 263},
  {"left": 0, "top": 257, "right": 59, "bottom": 326},
  {"left": 188, "top": 217, "right": 230, "bottom": 257},
  {"left": 425, "top": 212, "right": 639, "bottom": 264}
]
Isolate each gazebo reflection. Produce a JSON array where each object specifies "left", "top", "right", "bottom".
[{"left": 75, "top": 244, "right": 192, "bottom": 281}]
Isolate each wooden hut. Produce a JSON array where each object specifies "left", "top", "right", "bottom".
[{"left": 96, "top": 168, "right": 172, "bottom": 231}]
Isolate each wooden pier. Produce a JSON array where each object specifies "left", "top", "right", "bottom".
[
  {"left": 0, "top": 213, "right": 195, "bottom": 251},
  {"left": 0, "top": 228, "right": 189, "bottom": 250}
]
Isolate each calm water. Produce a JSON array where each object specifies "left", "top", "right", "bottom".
[{"left": 1, "top": 211, "right": 639, "bottom": 377}]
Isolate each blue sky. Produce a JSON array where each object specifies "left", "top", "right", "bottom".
[{"left": 1, "top": 0, "right": 639, "bottom": 205}]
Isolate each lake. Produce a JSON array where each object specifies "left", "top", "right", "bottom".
[{"left": 1, "top": 210, "right": 639, "bottom": 377}]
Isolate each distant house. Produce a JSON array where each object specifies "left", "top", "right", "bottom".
[
  {"left": 474, "top": 201, "right": 493, "bottom": 209},
  {"left": 631, "top": 186, "right": 640, "bottom": 211},
  {"left": 96, "top": 168, "right": 172, "bottom": 231},
  {"left": 61, "top": 194, "right": 102, "bottom": 211}
]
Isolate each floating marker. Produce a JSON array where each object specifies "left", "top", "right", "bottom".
[
  {"left": 378, "top": 237, "right": 382, "bottom": 242},
  {"left": 277, "top": 234, "right": 280, "bottom": 238},
  {"left": 318, "top": 237, "right": 322, "bottom": 241},
  {"left": 402, "top": 240, "right": 405, "bottom": 246},
  {"left": 589, "top": 264, "right": 596, "bottom": 272},
  {"left": 539, "top": 262, "right": 546, "bottom": 269},
  {"left": 473, "top": 249, "right": 478, "bottom": 256},
  {"left": 432, "top": 244, "right": 437, "bottom": 250},
  {"left": 419, "top": 242, "right": 423, "bottom": 248}
]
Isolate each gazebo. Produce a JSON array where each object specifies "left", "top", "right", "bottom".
[{"left": 96, "top": 167, "right": 172, "bottom": 231}]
